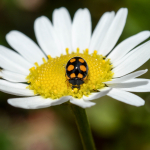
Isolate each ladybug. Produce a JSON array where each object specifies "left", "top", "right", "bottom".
[{"left": 66, "top": 56, "right": 88, "bottom": 89}]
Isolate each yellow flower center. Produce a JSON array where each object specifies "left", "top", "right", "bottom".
[{"left": 26, "top": 48, "right": 113, "bottom": 99}]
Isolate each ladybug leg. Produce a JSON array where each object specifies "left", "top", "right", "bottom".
[
  {"left": 77, "top": 85, "right": 80, "bottom": 90},
  {"left": 72, "top": 85, "right": 75, "bottom": 89},
  {"left": 72, "top": 85, "right": 80, "bottom": 89},
  {"left": 93, "top": 89, "right": 99, "bottom": 92},
  {"left": 83, "top": 75, "right": 89, "bottom": 83},
  {"left": 66, "top": 80, "right": 71, "bottom": 88},
  {"left": 65, "top": 74, "right": 71, "bottom": 88},
  {"left": 63, "top": 63, "right": 67, "bottom": 68}
]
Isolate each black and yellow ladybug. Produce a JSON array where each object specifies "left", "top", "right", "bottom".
[{"left": 66, "top": 56, "right": 88, "bottom": 89}]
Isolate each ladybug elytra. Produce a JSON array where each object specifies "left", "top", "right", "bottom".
[{"left": 66, "top": 57, "right": 88, "bottom": 89}]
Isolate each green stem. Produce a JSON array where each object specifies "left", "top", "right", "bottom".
[{"left": 70, "top": 103, "right": 96, "bottom": 150}]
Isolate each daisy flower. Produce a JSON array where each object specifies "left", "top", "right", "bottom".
[{"left": 0, "top": 7, "right": 150, "bottom": 109}]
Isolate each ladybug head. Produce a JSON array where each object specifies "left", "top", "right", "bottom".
[{"left": 69, "top": 78, "right": 84, "bottom": 86}]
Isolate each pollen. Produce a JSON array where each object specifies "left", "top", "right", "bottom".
[{"left": 26, "top": 48, "right": 113, "bottom": 99}]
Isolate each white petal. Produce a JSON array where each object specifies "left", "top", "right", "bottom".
[
  {"left": 112, "top": 48, "right": 134, "bottom": 67},
  {"left": 72, "top": 8, "right": 91, "bottom": 52},
  {"left": 8, "top": 96, "right": 71, "bottom": 109},
  {"left": 6, "top": 31, "right": 46, "bottom": 65},
  {"left": 121, "top": 78, "right": 150, "bottom": 92},
  {"left": 113, "top": 39, "right": 148, "bottom": 68},
  {"left": 52, "top": 7, "right": 72, "bottom": 54},
  {"left": 0, "top": 46, "right": 30, "bottom": 75},
  {"left": 113, "top": 41, "right": 150, "bottom": 77},
  {"left": 89, "top": 11, "right": 115, "bottom": 53},
  {"left": 98, "top": 8, "right": 128, "bottom": 56},
  {"left": 0, "top": 70, "right": 26, "bottom": 82},
  {"left": 107, "top": 80, "right": 148, "bottom": 88},
  {"left": 112, "top": 41, "right": 146, "bottom": 67},
  {"left": 107, "top": 31, "right": 150, "bottom": 62},
  {"left": 83, "top": 87, "right": 111, "bottom": 101},
  {"left": 107, "top": 88, "right": 145, "bottom": 106},
  {"left": 0, "top": 80, "right": 34, "bottom": 96},
  {"left": 34, "top": 16, "right": 61, "bottom": 57},
  {"left": 70, "top": 97, "right": 95, "bottom": 108},
  {"left": 50, "top": 96, "right": 71, "bottom": 106},
  {"left": 104, "top": 69, "right": 147, "bottom": 84}
]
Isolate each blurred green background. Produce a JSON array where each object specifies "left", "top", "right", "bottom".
[{"left": 0, "top": 0, "right": 150, "bottom": 150}]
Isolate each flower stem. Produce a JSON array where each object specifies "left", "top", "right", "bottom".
[{"left": 70, "top": 103, "right": 96, "bottom": 150}]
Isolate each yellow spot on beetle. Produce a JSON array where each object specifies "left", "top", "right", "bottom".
[
  {"left": 70, "top": 73, "right": 76, "bottom": 78},
  {"left": 70, "top": 58, "right": 76, "bottom": 63},
  {"left": 67, "top": 65, "right": 74, "bottom": 71},
  {"left": 80, "top": 65, "right": 86, "bottom": 72},
  {"left": 78, "top": 73, "right": 83, "bottom": 78},
  {"left": 83, "top": 76, "right": 87, "bottom": 81},
  {"left": 79, "top": 59, "right": 84, "bottom": 63},
  {"left": 66, "top": 75, "right": 70, "bottom": 80}
]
